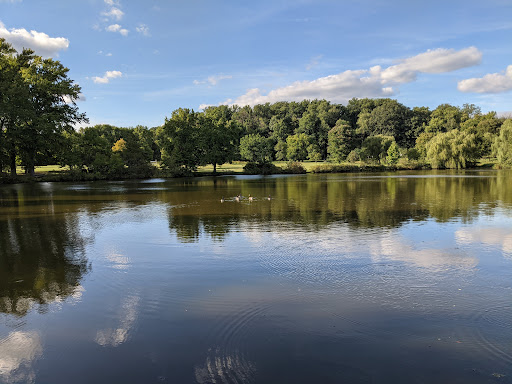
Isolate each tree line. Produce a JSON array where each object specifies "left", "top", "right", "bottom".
[{"left": 2, "top": 38, "right": 512, "bottom": 180}]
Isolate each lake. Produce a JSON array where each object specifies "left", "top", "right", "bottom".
[{"left": 0, "top": 171, "right": 511, "bottom": 384}]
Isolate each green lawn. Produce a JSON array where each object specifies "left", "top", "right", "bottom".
[
  {"left": 197, "top": 161, "right": 337, "bottom": 174},
  {"left": 196, "top": 161, "right": 246, "bottom": 174},
  {"left": 15, "top": 164, "right": 69, "bottom": 175}
]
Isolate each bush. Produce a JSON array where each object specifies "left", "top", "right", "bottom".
[
  {"left": 243, "top": 162, "right": 282, "bottom": 175},
  {"left": 282, "top": 161, "right": 306, "bottom": 174},
  {"left": 311, "top": 164, "right": 358, "bottom": 173},
  {"left": 347, "top": 149, "right": 362, "bottom": 163}
]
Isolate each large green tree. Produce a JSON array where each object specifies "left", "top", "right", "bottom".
[
  {"left": 239, "top": 134, "right": 273, "bottom": 164},
  {"left": 426, "top": 129, "right": 479, "bottom": 169},
  {"left": 201, "top": 106, "right": 239, "bottom": 174},
  {"left": 158, "top": 108, "right": 201, "bottom": 174},
  {"left": 0, "top": 39, "right": 86, "bottom": 176},
  {"left": 327, "top": 119, "right": 354, "bottom": 162},
  {"left": 286, "top": 133, "right": 310, "bottom": 161}
]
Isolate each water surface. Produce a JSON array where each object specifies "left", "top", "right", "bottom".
[{"left": 1, "top": 171, "right": 511, "bottom": 383}]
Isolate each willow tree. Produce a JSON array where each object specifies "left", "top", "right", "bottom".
[
  {"left": 426, "top": 129, "right": 479, "bottom": 169},
  {"left": 492, "top": 120, "right": 512, "bottom": 168}
]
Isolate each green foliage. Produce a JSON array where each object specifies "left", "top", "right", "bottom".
[
  {"left": 347, "top": 149, "right": 362, "bottom": 163},
  {"left": 492, "top": 120, "right": 512, "bottom": 168},
  {"left": 360, "top": 135, "right": 395, "bottom": 163},
  {"left": 0, "top": 39, "right": 87, "bottom": 176},
  {"left": 239, "top": 134, "right": 273, "bottom": 164},
  {"left": 274, "top": 139, "right": 287, "bottom": 161},
  {"left": 386, "top": 141, "right": 400, "bottom": 165},
  {"left": 286, "top": 133, "right": 310, "bottom": 161},
  {"left": 327, "top": 119, "right": 354, "bottom": 162},
  {"left": 424, "top": 104, "right": 463, "bottom": 133},
  {"left": 307, "top": 143, "right": 322, "bottom": 161},
  {"left": 243, "top": 162, "right": 281, "bottom": 175},
  {"left": 159, "top": 108, "right": 201, "bottom": 172},
  {"left": 282, "top": 161, "right": 306, "bottom": 174},
  {"left": 357, "top": 99, "right": 411, "bottom": 146},
  {"left": 201, "top": 106, "right": 240, "bottom": 173},
  {"left": 415, "top": 131, "right": 436, "bottom": 159},
  {"left": 460, "top": 112, "right": 502, "bottom": 157},
  {"left": 425, "top": 129, "right": 479, "bottom": 169}
]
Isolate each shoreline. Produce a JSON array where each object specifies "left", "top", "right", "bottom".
[{"left": 0, "top": 161, "right": 499, "bottom": 185}]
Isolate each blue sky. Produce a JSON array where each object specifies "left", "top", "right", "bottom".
[{"left": 1, "top": 0, "right": 511, "bottom": 127}]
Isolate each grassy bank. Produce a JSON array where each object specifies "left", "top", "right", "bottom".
[{"left": 1, "top": 158, "right": 500, "bottom": 184}]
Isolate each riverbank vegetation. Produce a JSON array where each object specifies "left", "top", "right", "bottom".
[{"left": 1, "top": 39, "right": 511, "bottom": 183}]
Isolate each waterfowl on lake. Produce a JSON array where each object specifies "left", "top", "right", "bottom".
[
  {"left": 220, "top": 197, "right": 225, "bottom": 203},
  {"left": 268, "top": 195, "right": 271, "bottom": 201},
  {"left": 249, "top": 194, "right": 253, "bottom": 202}
]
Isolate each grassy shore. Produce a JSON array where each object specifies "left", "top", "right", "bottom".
[{"left": 0, "top": 158, "right": 499, "bottom": 184}]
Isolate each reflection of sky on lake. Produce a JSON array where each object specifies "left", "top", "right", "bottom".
[
  {"left": 95, "top": 295, "right": 140, "bottom": 347},
  {"left": 456, "top": 226, "right": 512, "bottom": 256},
  {"left": 0, "top": 331, "right": 42, "bottom": 384}
]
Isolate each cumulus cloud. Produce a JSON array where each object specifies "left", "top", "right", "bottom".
[
  {"left": 102, "top": 7, "right": 124, "bottom": 21},
  {"left": 0, "top": 21, "right": 69, "bottom": 57},
  {"left": 106, "top": 24, "right": 128, "bottom": 36},
  {"left": 93, "top": 70, "right": 123, "bottom": 84},
  {"left": 194, "top": 74, "right": 233, "bottom": 86},
  {"left": 135, "top": 23, "right": 150, "bottom": 36},
  {"left": 377, "top": 47, "right": 482, "bottom": 84},
  {"left": 457, "top": 65, "right": 512, "bottom": 93},
  {"left": 208, "top": 47, "right": 482, "bottom": 108}
]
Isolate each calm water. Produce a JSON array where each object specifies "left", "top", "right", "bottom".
[{"left": 1, "top": 171, "right": 512, "bottom": 383}]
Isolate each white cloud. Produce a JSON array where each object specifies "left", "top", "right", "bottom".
[
  {"left": 106, "top": 24, "right": 128, "bottom": 36},
  {"left": 0, "top": 21, "right": 69, "bottom": 57},
  {"left": 93, "top": 70, "right": 123, "bottom": 84},
  {"left": 378, "top": 47, "right": 482, "bottom": 84},
  {"left": 63, "top": 93, "right": 86, "bottom": 103},
  {"left": 194, "top": 74, "right": 232, "bottom": 86},
  {"left": 106, "top": 24, "right": 120, "bottom": 32},
  {"left": 136, "top": 23, "right": 150, "bottom": 36},
  {"left": 102, "top": 7, "right": 124, "bottom": 21},
  {"left": 212, "top": 47, "right": 482, "bottom": 107},
  {"left": 458, "top": 65, "right": 512, "bottom": 93}
]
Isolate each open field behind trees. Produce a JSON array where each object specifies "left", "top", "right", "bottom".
[{"left": 2, "top": 38, "right": 512, "bottom": 183}]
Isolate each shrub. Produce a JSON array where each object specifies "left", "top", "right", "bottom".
[
  {"left": 282, "top": 161, "right": 306, "bottom": 174},
  {"left": 347, "top": 149, "right": 361, "bottom": 163},
  {"left": 243, "top": 162, "right": 282, "bottom": 175}
]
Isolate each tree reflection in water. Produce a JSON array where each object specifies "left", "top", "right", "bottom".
[{"left": 0, "top": 187, "right": 90, "bottom": 316}]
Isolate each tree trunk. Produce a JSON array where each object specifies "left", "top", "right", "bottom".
[
  {"left": 213, "top": 163, "right": 217, "bottom": 175},
  {"left": 9, "top": 150, "right": 16, "bottom": 176},
  {"left": 25, "top": 164, "right": 35, "bottom": 177}
]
